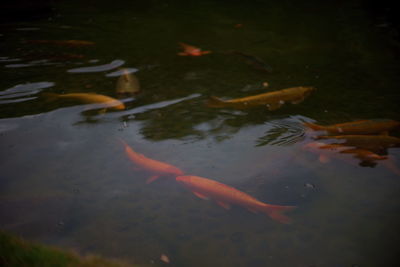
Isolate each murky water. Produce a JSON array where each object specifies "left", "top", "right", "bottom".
[{"left": 1, "top": 1, "right": 400, "bottom": 266}]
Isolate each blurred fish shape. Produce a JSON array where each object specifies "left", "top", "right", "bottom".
[
  {"left": 177, "top": 42, "right": 211, "bottom": 56},
  {"left": 115, "top": 69, "right": 140, "bottom": 97},
  {"left": 304, "top": 119, "right": 400, "bottom": 135},
  {"left": 315, "top": 135, "right": 400, "bottom": 152},
  {"left": 207, "top": 86, "right": 315, "bottom": 110},
  {"left": 303, "top": 141, "right": 388, "bottom": 166},
  {"left": 176, "top": 175, "right": 295, "bottom": 224},
  {"left": 42, "top": 92, "right": 125, "bottom": 111},
  {"left": 121, "top": 140, "right": 184, "bottom": 183},
  {"left": 27, "top": 40, "right": 95, "bottom": 46},
  {"left": 229, "top": 50, "right": 273, "bottom": 73}
]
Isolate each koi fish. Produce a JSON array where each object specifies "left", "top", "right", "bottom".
[
  {"left": 122, "top": 140, "right": 184, "bottom": 183},
  {"left": 177, "top": 42, "right": 211, "bottom": 56},
  {"left": 28, "top": 40, "right": 95, "bottom": 46},
  {"left": 115, "top": 69, "right": 140, "bottom": 97},
  {"left": 175, "top": 175, "right": 295, "bottom": 224},
  {"left": 230, "top": 50, "right": 273, "bottom": 73},
  {"left": 207, "top": 86, "right": 315, "bottom": 110},
  {"left": 315, "top": 135, "right": 400, "bottom": 151},
  {"left": 304, "top": 119, "right": 400, "bottom": 135},
  {"left": 42, "top": 92, "right": 125, "bottom": 110},
  {"left": 303, "top": 141, "right": 387, "bottom": 164}
]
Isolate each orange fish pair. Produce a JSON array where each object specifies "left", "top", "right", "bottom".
[
  {"left": 177, "top": 42, "right": 211, "bottom": 56},
  {"left": 121, "top": 140, "right": 295, "bottom": 223}
]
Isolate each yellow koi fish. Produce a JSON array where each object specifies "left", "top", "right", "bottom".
[
  {"left": 176, "top": 175, "right": 295, "bottom": 224},
  {"left": 43, "top": 92, "right": 125, "bottom": 110},
  {"left": 304, "top": 119, "right": 400, "bottom": 135},
  {"left": 207, "top": 86, "right": 315, "bottom": 110}
]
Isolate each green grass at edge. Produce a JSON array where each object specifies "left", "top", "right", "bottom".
[{"left": 0, "top": 231, "right": 138, "bottom": 267}]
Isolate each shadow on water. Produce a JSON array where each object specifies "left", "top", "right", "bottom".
[{"left": 1, "top": 0, "right": 400, "bottom": 266}]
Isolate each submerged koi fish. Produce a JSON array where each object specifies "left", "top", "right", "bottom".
[
  {"left": 28, "top": 40, "right": 95, "bottom": 46},
  {"left": 122, "top": 140, "right": 184, "bottom": 183},
  {"left": 304, "top": 119, "right": 400, "bottom": 135},
  {"left": 315, "top": 135, "right": 400, "bottom": 151},
  {"left": 115, "top": 69, "right": 140, "bottom": 97},
  {"left": 176, "top": 175, "right": 295, "bottom": 224},
  {"left": 43, "top": 92, "right": 125, "bottom": 110},
  {"left": 177, "top": 42, "right": 211, "bottom": 56},
  {"left": 230, "top": 50, "right": 273, "bottom": 73},
  {"left": 303, "top": 141, "right": 388, "bottom": 164},
  {"left": 207, "top": 86, "right": 315, "bottom": 110}
]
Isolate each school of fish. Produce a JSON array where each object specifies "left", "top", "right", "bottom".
[{"left": 33, "top": 37, "right": 400, "bottom": 226}]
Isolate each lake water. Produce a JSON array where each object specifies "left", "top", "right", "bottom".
[{"left": 1, "top": 1, "right": 400, "bottom": 266}]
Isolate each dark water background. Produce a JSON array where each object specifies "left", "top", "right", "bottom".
[{"left": 1, "top": 0, "right": 400, "bottom": 266}]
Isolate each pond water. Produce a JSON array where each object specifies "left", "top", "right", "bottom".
[{"left": 1, "top": 0, "right": 400, "bottom": 266}]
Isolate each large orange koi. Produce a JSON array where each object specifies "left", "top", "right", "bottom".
[
  {"left": 176, "top": 175, "right": 295, "bottom": 224},
  {"left": 122, "top": 140, "right": 184, "bottom": 183},
  {"left": 304, "top": 119, "right": 400, "bottom": 135},
  {"left": 177, "top": 42, "right": 211, "bottom": 56}
]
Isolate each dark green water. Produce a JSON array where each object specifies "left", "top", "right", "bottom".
[{"left": 1, "top": 1, "right": 400, "bottom": 266}]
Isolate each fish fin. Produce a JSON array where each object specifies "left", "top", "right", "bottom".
[
  {"left": 303, "top": 122, "right": 324, "bottom": 131},
  {"left": 177, "top": 52, "right": 188, "bottom": 56},
  {"left": 216, "top": 201, "right": 231, "bottom": 210},
  {"left": 264, "top": 205, "right": 296, "bottom": 224},
  {"left": 247, "top": 207, "right": 258, "bottom": 214},
  {"left": 98, "top": 108, "right": 107, "bottom": 114},
  {"left": 266, "top": 102, "right": 282, "bottom": 111},
  {"left": 291, "top": 97, "right": 305, "bottom": 104},
  {"left": 319, "top": 154, "right": 330, "bottom": 163},
  {"left": 146, "top": 175, "right": 160, "bottom": 184},
  {"left": 207, "top": 96, "right": 226, "bottom": 108},
  {"left": 193, "top": 191, "right": 209, "bottom": 200}
]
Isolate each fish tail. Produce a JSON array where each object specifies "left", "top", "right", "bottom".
[
  {"left": 263, "top": 204, "right": 296, "bottom": 224},
  {"left": 207, "top": 96, "right": 226, "bottom": 108},
  {"left": 303, "top": 122, "right": 324, "bottom": 131},
  {"left": 41, "top": 92, "right": 59, "bottom": 102}
]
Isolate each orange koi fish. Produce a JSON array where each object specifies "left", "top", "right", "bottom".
[
  {"left": 42, "top": 92, "right": 125, "bottom": 110},
  {"left": 304, "top": 119, "right": 400, "bottom": 135},
  {"left": 177, "top": 42, "right": 211, "bottom": 56},
  {"left": 303, "top": 142, "right": 387, "bottom": 164},
  {"left": 315, "top": 135, "right": 400, "bottom": 151},
  {"left": 122, "top": 140, "right": 184, "bottom": 183},
  {"left": 207, "top": 86, "right": 315, "bottom": 110},
  {"left": 176, "top": 175, "right": 295, "bottom": 224}
]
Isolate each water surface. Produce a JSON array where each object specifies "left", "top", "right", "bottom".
[{"left": 1, "top": 1, "right": 400, "bottom": 266}]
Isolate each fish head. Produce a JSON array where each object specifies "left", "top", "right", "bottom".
[{"left": 168, "top": 166, "right": 184, "bottom": 176}]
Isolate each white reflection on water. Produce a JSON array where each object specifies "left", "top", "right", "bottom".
[
  {"left": 105, "top": 67, "right": 139, "bottom": 77},
  {"left": 67, "top": 59, "right": 125, "bottom": 73},
  {"left": 0, "top": 82, "right": 55, "bottom": 104}
]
